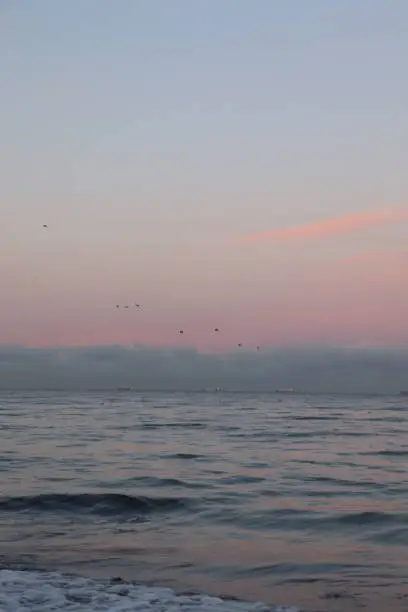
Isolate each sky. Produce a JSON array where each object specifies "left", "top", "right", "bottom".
[{"left": 1, "top": 1, "right": 408, "bottom": 350}]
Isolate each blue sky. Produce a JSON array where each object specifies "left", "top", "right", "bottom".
[{"left": 1, "top": 1, "right": 407, "bottom": 348}]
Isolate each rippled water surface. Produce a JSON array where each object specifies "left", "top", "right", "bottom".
[{"left": 1, "top": 391, "right": 408, "bottom": 611}]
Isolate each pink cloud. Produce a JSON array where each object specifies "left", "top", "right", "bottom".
[{"left": 240, "top": 207, "right": 408, "bottom": 245}]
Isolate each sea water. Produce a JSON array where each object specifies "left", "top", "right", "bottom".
[{"left": 1, "top": 391, "right": 407, "bottom": 611}]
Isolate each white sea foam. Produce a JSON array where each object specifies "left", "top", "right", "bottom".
[{"left": 0, "top": 569, "right": 299, "bottom": 612}]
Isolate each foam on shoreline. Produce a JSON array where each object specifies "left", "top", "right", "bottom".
[{"left": 0, "top": 568, "right": 298, "bottom": 612}]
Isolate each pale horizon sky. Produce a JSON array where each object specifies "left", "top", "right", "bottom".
[{"left": 1, "top": 1, "right": 407, "bottom": 349}]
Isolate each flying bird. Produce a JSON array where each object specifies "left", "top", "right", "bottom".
[
  {"left": 179, "top": 330, "right": 184, "bottom": 334},
  {"left": 42, "top": 224, "right": 48, "bottom": 228},
  {"left": 214, "top": 328, "right": 219, "bottom": 332}
]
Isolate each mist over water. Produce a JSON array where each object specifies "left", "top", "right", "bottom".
[
  {"left": 1, "top": 344, "right": 408, "bottom": 393},
  {"left": 1, "top": 390, "right": 408, "bottom": 611}
]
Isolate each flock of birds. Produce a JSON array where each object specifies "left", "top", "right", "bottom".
[
  {"left": 112, "top": 302, "right": 261, "bottom": 350},
  {"left": 42, "top": 224, "right": 261, "bottom": 351}
]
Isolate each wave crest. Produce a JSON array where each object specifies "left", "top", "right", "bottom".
[{"left": 0, "top": 493, "right": 187, "bottom": 516}]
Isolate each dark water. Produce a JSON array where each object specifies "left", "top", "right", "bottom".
[{"left": 1, "top": 391, "right": 408, "bottom": 611}]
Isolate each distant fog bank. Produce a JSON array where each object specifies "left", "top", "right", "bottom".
[{"left": 0, "top": 344, "right": 407, "bottom": 393}]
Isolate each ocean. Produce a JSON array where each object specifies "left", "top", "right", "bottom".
[{"left": 0, "top": 391, "right": 407, "bottom": 612}]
